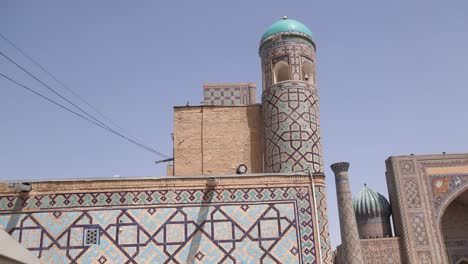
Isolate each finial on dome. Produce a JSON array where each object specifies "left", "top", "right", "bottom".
[
  {"left": 364, "top": 183, "right": 367, "bottom": 187},
  {"left": 283, "top": 16, "right": 288, "bottom": 20}
]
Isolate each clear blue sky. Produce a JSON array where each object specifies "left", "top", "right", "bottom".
[{"left": 1, "top": 0, "right": 467, "bottom": 247}]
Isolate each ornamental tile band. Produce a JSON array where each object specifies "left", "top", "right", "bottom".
[{"left": 0, "top": 186, "right": 320, "bottom": 263}]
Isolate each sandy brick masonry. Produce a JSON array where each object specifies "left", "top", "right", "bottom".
[{"left": 173, "top": 105, "right": 263, "bottom": 176}]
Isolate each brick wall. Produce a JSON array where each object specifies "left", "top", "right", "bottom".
[
  {"left": 173, "top": 105, "right": 263, "bottom": 176},
  {"left": 335, "top": 237, "right": 404, "bottom": 264}
]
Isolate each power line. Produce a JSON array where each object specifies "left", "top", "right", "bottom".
[
  {"left": 0, "top": 35, "right": 170, "bottom": 159},
  {"left": 0, "top": 72, "right": 170, "bottom": 159},
  {"left": 0, "top": 32, "right": 136, "bottom": 139},
  {"left": 0, "top": 50, "right": 115, "bottom": 131}
]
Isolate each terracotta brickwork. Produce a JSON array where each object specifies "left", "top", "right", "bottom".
[
  {"left": 356, "top": 216, "right": 392, "bottom": 239},
  {"left": 0, "top": 174, "right": 330, "bottom": 263},
  {"left": 173, "top": 105, "right": 263, "bottom": 176},
  {"left": 335, "top": 237, "right": 403, "bottom": 264},
  {"left": 385, "top": 153, "right": 468, "bottom": 264},
  {"left": 360, "top": 237, "right": 403, "bottom": 264}
]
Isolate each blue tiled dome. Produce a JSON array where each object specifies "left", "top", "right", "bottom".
[{"left": 260, "top": 17, "right": 313, "bottom": 43}]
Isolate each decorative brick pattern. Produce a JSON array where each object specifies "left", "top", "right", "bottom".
[
  {"left": 0, "top": 186, "right": 319, "bottom": 263},
  {"left": 410, "top": 215, "right": 429, "bottom": 246},
  {"left": 404, "top": 179, "right": 421, "bottom": 208},
  {"left": 387, "top": 155, "right": 468, "bottom": 264},
  {"left": 260, "top": 35, "right": 322, "bottom": 174},
  {"left": 263, "top": 81, "right": 323, "bottom": 173},
  {"left": 419, "top": 252, "right": 432, "bottom": 264},
  {"left": 260, "top": 39, "right": 316, "bottom": 91},
  {"left": 332, "top": 163, "right": 365, "bottom": 264},
  {"left": 399, "top": 160, "right": 415, "bottom": 175},
  {"left": 360, "top": 238, "right": 403, "bottom": 264}
]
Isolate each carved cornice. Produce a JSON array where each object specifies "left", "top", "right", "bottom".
[
  {"left": 331, "top": 162, "right": 350, "bottom": 175},
  {"left": 0, "top": 174, "right": 321, "bottom": 195}
]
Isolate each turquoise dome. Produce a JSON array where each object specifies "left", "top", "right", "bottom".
[
  {"left": 353, "top": 185, "right": 391, "bottom": 218},
  {"left": 261, "top": 17, "right": 313, "bottom": 43}
]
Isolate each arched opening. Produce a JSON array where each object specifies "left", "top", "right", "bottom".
[
  {"left": 441, "top": 188, "right": 468, "bottom": 263},
  {"left": 273, "top": 61, "right": 289, "bottom": 84},
  {"left": 302, "top": 60, "right": 314, "bottom": 84}
]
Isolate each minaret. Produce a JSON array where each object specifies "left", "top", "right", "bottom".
[
  {"left": 259, "top": 17, "right": 323, "bottom": 173},
  {"left": 331, "top": 162, "right": 364, "bottom": 264}
]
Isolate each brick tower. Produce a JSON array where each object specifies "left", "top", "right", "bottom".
[
  {"left": 331, "top": 162, "right": 364, "bottom": 264},
  {"left": 259, "top": 17, "right": 323, "bottom": 173}
]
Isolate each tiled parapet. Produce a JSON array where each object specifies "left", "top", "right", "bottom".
[{"left": 203, "top": 83, "right": 256, "bottom": 106}]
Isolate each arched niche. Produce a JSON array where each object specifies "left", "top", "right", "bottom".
[
  {"left": 273, "top": 60, "right": 290, "bottom": 84},
  {"left": 440, "top": 186, "right": 468, "bottom": 264},
  {"left": 301, "top": 59, "right": 314, "bottom": 84}
]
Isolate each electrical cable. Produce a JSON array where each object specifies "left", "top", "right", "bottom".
[
  {"left": 0, "top": 50, "right": 115, "bottom": 131},
  {"left": 0, "top": 72, "right": 170, "bottom": 158},
  {"left": 0, "top": 34, "right": 170, "bottom": 159},
  {"left": 0, "top": 32, "right": 137, "bottom": 139}
]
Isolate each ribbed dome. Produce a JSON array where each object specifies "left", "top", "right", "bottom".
[{"left": 353, "top": 185, "right": 391, "bottom": 218}]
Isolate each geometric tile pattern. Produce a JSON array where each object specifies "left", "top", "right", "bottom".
[
  {"left": 204, "top": 87, "right": 242, "bottom": 106},
  {"left": 315, "top": 185, "right": 332, "bottom": 263},
  {"left": 263, "top": 81, "right": 323, "bottom": 173},
  {"left": 203, "top": 84, "right": 256, "bottom": 106},
  {"left": 0, "top": 186, "right": 319, "bottom": 264},
  {"left": 260, "top": 39, "right": 316, "bottom": 92}
]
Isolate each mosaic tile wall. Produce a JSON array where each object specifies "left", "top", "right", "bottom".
[
  {"left": 203, "top": 84, "right": 256, "bottom": 106},
  {"left": 259, "top": 39, "right": 316, "bottom": 92},
  {"left": 386, "top": 155, "right": 468, "bottom": 264},
  {"left": 0, "top": 185, "right": 327, "bottom": 263},
  {"left": 262, "top": 81, "right": 323, "bottom": 173}
]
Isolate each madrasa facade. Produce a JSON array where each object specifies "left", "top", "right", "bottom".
[{"left": 0, "top": 18, "right": 467, "bottom": 264}]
